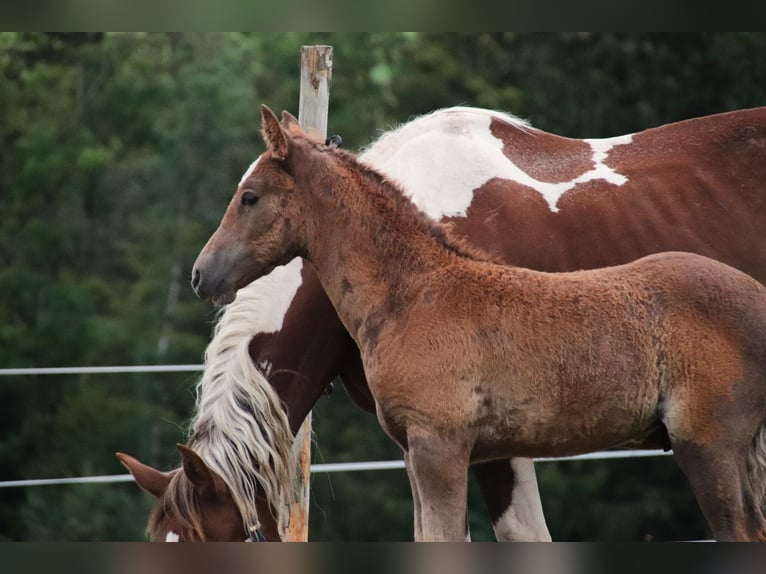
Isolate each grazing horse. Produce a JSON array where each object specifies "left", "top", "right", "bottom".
[
  {"left": 191, "top": 104, "right": 766, "bottom": 542},
  {"left": 122, "top": 104, "right": 766, "bottom": 541}
]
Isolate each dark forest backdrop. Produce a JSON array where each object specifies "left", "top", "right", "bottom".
[{"left": 2, "top": 32, "right": 766, "bottom": 541}]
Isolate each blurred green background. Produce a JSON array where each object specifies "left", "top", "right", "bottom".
[{"left": 1, "top": 32, "right": 765, "bottom": 541}]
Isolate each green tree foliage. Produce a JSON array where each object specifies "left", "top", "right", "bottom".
[
  {"left": 0, "top": 32, "right": 270, "bottom": 540},
  {"left": 1, "top": 33, "right": 765, "bottom": 541}
]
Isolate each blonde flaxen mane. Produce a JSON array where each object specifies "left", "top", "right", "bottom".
[{"left": 152, "top": 277, "right": 303, "bottom": 539}]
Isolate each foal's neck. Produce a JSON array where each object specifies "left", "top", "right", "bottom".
[{"left": 297, "top": 146, "right": 460, "bottom": 347}]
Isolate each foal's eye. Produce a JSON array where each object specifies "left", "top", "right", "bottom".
[{"left": 241, "top": 192, "right": 259, "bottom": 207}]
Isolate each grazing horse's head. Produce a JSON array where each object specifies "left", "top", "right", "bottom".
[
  {"left": 192, "top": 105, "right": 314, "bottom": 305},
  {"left": 116, "top": 446, "right": 258, "bottom": 542}
]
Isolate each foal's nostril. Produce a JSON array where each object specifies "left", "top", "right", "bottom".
[{"left": 191, "top": 268, "right": 202, "bottom": 293}]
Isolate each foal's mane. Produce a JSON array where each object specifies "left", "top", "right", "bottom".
[{"left": 294, "top": 132, "right": 500, "bottom": 264}]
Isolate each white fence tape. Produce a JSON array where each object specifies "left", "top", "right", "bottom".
[{"left": 0, "top": 365, "right": 673, "bottom": 489}]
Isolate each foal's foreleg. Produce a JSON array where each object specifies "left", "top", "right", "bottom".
[
  {"left": 403, "top": 449, "right": 423, "bottom": 541},
  {"left": 406, "top": 430, "right": 470, "bottom": 541}
]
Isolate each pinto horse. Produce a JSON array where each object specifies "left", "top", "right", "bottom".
[
  {"left": 122, "top": 104, "right": 766, "bottom": 541},
  {"left": 191, "top": 104, "right": 766, "bottom": 542}
]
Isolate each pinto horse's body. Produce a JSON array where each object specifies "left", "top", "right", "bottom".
[
  {"left": 123, "top": 105, "right": 766, "bottom": 541},
  {"left": 191, "top": 106, "right": 766, "bottom": 542}
]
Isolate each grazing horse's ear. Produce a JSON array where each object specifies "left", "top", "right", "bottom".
[
  {"left": 177, "top": 443, "right": 223, "bottom": 499},
  {"left": 260, "top": 104, "right": 289, "bottom": 161},
  {"left": 280, "top": 110, "right": 302, "bottom": 135},
  {"left": 116, "top": 452, "right": 171, "bottom": 499}
]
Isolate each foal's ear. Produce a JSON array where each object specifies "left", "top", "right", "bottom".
[
  {"left": 116, "top": 452, "right": 171, "bottom": 499},
  {"left": 177, "top": 443, "right": 223, "bottom": 499},
  {"left": 260, "top": 104, "right": 289, "bottom": 161},
  {"left": 280, "top": 110, "right": 302, "bottom": 134}
]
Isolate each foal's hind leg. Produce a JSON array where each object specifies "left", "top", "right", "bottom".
[
  {"left": 662, "top": 334, "right": 766, "bottom": 540},
  {"left": 406, "top": 430, "right": 470, "bottom": 541},
  {"left": 670, "top": 438, "right": 765, "bottom": 541}
]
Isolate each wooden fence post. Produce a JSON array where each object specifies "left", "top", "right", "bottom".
[{"left": 284, "top": 44, "right": 333, "bottom": 542}]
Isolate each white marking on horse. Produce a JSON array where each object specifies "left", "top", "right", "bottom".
[
  {"left": 258, "top": 359, "right": 273, "bottom": 377},
  {"left": 500, "top": 132, "right": 633, "bottom": 213},
  {"left": 492, "top": 459, "right": 551, "bottom": 541},
  {"left": 165, "top": 531, "right": 180, "bottom": 542},
  {"left": 583, "top": 135, "right": 633, "bottom": 183},
  {"left": 521, "top": 134, "right": 634, "bottom": 213},
  {"left": 360, "top": 107, "right": 633, "bottom": 215},
  {"left": 239, "top": 157, "right": 261, "bottom": 187},
  {"left": 237, "top": 258, "right": 304, "bottom": 335}
]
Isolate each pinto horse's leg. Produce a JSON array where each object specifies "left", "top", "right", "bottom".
[
  {"left": 472, "top": 458, "right": 551, "bottom": 541},
  {"left": 406, "top": 430, "right": 470, "bottom": 541}
]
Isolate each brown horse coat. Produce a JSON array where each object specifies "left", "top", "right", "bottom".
[{"left": 192, "top": 106, "right": 766, "bottom": 541}]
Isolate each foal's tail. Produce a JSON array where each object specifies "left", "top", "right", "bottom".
[{"left": 747, "top": 424, "right": 766, "bottom": 508}]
